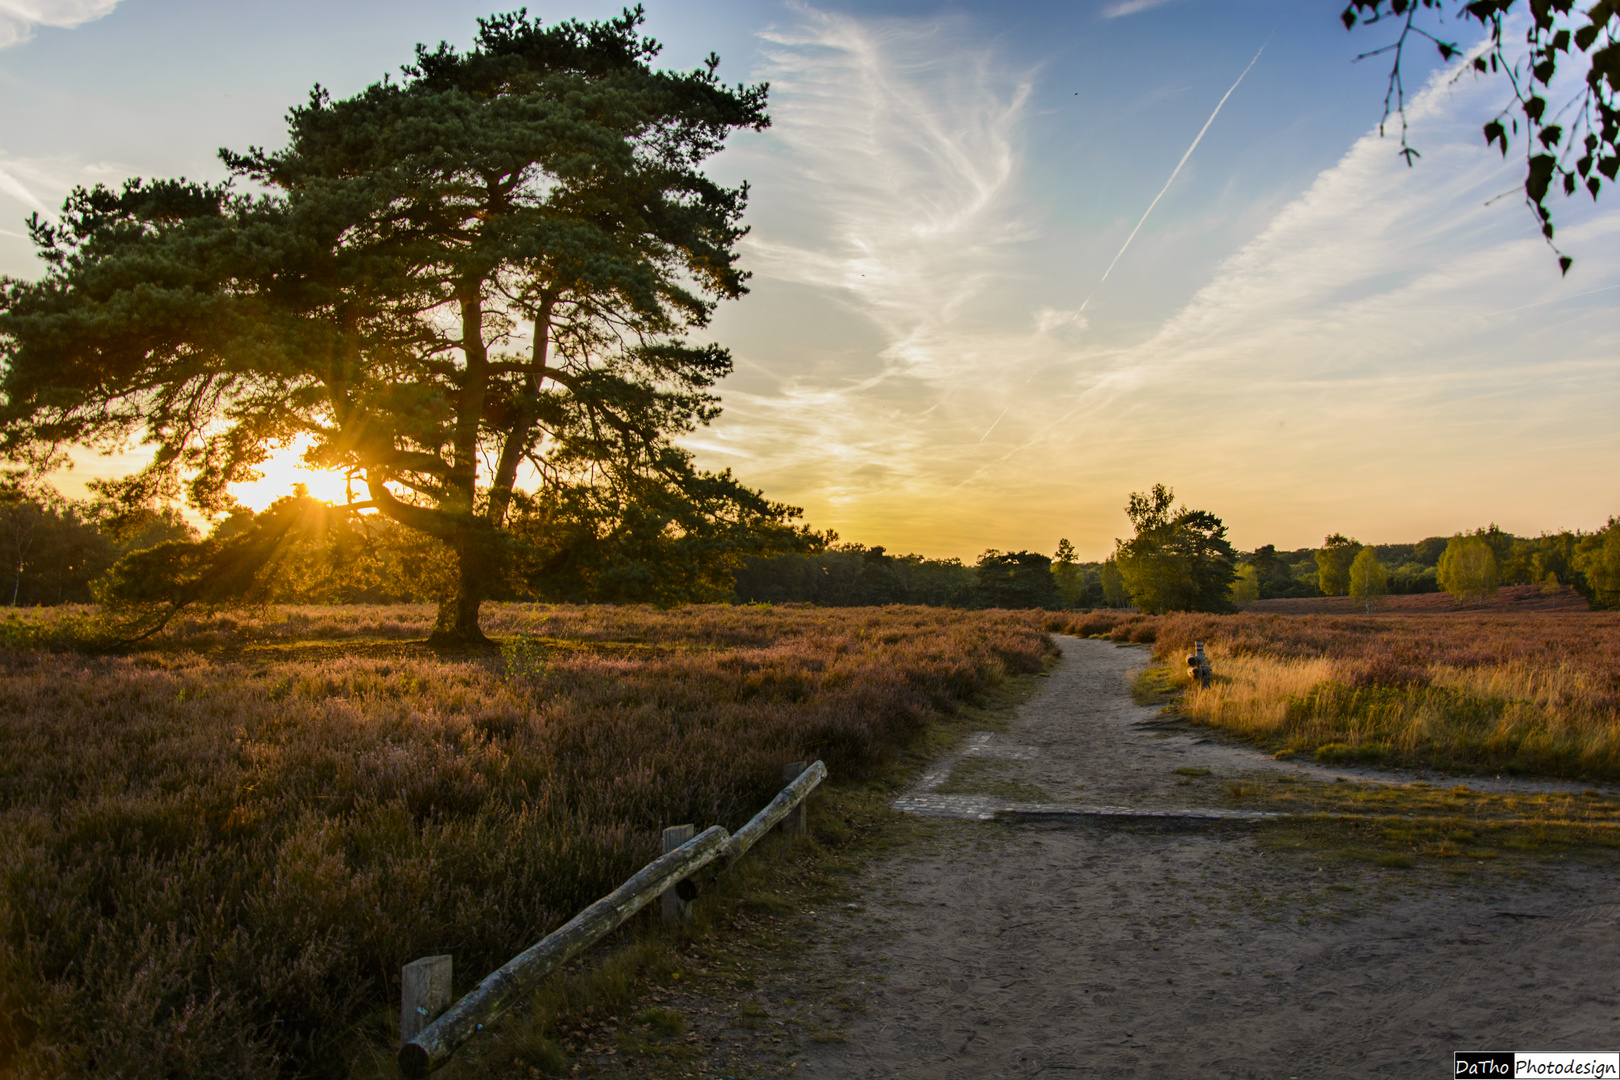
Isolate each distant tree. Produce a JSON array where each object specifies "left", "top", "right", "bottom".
[
  {"left": 0, "top": 10, "right": 805, "bottom": 643},
  {"left": 1387, "top": 560, "right": 1440, "bottom": 595},
  {"left": 1574, "top": 518, "right": 1620, "bottom": 609},
  {"left": 1474, "top": 523, "right": 1515, "bottom": 568},
  {"left": 1530, "top": 531, "right": 1577, "bottom": 587},
  {"left": 1411, "top": 536, "right": 1449, "bottom": 566},
  {"left": 0, "top": 496, "right": 40, "bottom": 607},
  {"left": 1315, "top": 534, "right": 1363, "bottom": 596},
  {"left": 1437, "top": 532, "right": 1500, "bottom": 602},
  {"left": 1052, "top": 538, "right": 1085, "bottom": 609},
  {"left": 1248, "top": 544, "right": 1281, "bottom": 592},
  {"left": 1342, "top": 0, "right": 1619, "bottom": 272},
  {"left": 0, "top": 474, "right": 124, "bottom": 606},
  {"left": 975, "top": 550, "right": 1060, "bottom": 609},
  {"left": 1100, "top": 557, "right": 1130, "bottom": 608},
  {"left": 1231, "top": 563, "right": 1261, "bottom": 606},
  {"left": 1113, "top": 484, "right": 1237, "bottom": 614},
  {"left": 1348, "top": 546, "right": 1389, "bottom": 612}
]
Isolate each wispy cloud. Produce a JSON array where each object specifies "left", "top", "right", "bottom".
[
  {"left": 0, "top": 152, "right": 123, "bottom": 220},
  {"left": 0, "top": 164, "right": 49, "bottom": 215},
  {"left": 740, "top": 7, "right": 1035, "bottom": 380},
  {"left": 699, "top": 14, "right": 1619, "bottom": 558},
  {"left": 0, "top": 0, "right": 122, "bottom": 48},
  {"left": 1101, "top": 0, "right": 1182, "bottom": 18},
  {"left": 702, "top": 7, "right": 1114, "bottom": 547}
]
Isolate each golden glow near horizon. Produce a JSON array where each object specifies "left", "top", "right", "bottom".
[{"left": 228, "top": 441, "right": 352, "bottom": 511}]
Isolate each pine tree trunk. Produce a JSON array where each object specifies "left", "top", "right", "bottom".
[
  {"left": 430, "top": 590, "right": 487, "bottom": 646},
  {"left": 428, "top": 540, "right": 493, "bottom": 647}
]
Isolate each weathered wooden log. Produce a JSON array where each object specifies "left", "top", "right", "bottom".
[
  {"left": 719, "top": 759, "right": 826, "bottom": 867},
  {"left": 399, "top": 825, "right": 729, "bottom": 1077},
  {"left": 661, "top": 824, "right": 697, "bottom": 925}
]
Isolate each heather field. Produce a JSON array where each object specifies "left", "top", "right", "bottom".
[
  {"left": 0, "top": 604, "right": 1053, "bottom": 1078},
  {"left": 6, "top": 600, "right": 1618, "bottom": 1077},
  {"left": 1060, "top": 607, "right": 1620, "bottom": 781}
]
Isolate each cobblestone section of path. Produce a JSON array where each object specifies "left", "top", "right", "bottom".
[{"left": 791, "top": 637, "right": 1620, "bottom": 1080}]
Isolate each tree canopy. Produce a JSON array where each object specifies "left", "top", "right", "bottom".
[
  {"left": 974, "top": 550, "right": 1060, "bottom": 610},
  {"left": 1438, "top": 531, "right": 1501, "bottom": 600},
  {"left": 1343, "top": 0, "right": 1618, "bottom": 271},
  {"left": 0, "top": 7, "right": 811, "bottom": 642},
  {"left": 1315, "top": 533, "right": 1363, "bottom": 596},
  {"left": 1348, "top": 545, "right": 1390, "bottom": 611},
  {"left": 1113, "top": 484, "right": 1237, "bottom": 614},
  {"left": 1052, "top": 538, "right": 1085, "bottom": 609}
]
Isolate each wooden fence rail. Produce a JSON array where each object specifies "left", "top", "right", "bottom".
[
  {"left": 398, "top": 759, "right": 827, "bottom": 1077},
  {"left": 719, "top": 760, "right": 825, "bottom": 865}
]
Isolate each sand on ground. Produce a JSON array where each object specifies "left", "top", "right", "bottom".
[{"left": 789, "top": 637, "right": 1620, "bottom": 1079}]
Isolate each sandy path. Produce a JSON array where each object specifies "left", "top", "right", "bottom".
[{"left": 792, "top": 637, "right": 1620, "bottom": 1079}]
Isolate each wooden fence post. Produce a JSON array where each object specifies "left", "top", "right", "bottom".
[
  {"left": 661, "top": 825, "right": 697, "bottom": 925},
  {"left": 401, "top": 955, "right": 452, "bottom": 1046},
  {"left": 782, "top": 761, "right": 808, "bottom": 836}
]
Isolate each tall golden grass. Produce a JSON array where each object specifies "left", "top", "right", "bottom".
[
  {"left": 0, "top": 603, "right": 1053, "bottom": 1078},
  {"left": 1056, "top": 608, "right": 1620, "bottom": 778}
]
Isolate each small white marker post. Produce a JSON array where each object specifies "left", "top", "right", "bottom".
[
  {"left": 661, "top": 824, "right": 697, "bottom": 925},
  {"left": 401, "top": 955, "right": 452, "bottom": 1046}
]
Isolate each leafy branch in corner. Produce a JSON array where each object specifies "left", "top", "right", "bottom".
[{"left": 1342, "top": 0, "right": 1620, "bottom": 273}]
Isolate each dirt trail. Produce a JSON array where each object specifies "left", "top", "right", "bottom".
[{"left": 792, "top": 637, "right": 1620, "bottom": 1079}]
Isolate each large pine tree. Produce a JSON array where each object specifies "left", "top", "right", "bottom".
[{"left": 0, "top": 8, "right": 803, "bottom": 642}]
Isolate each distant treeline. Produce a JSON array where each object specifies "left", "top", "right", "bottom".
[
  {"left": 730, "top": 544, "right": 1163, "bottom": 610},
  {"left": 1248, "top": 539, "right": 1449, "bottom": 599},
  {"left": 732, "top": 523, "right": 1620, "bottom": 612},
  {"left": 4, "top": 473, "right": 1617, "bottom": 613},
  {"left": 731, "top": 546, "right": 1066, "bottom": 609}
]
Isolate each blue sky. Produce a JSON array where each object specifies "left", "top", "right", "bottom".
[{"left": 2, "top": 0, "right": 1616, "bottom": 559}]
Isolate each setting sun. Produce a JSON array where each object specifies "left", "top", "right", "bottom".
[{"left": 228, "top": 439, "right": 353, "bottom": 511}]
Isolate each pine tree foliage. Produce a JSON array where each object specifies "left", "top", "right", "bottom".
[
  {"left": 974, "top": 550, "right": 1060, "bottom": 610},
  {"left": 1052, "top": 537, "right": 1085, "bottom": 609}
]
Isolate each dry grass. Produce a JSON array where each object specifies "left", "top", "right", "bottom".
[
  {"left": 1056, "top": 609, "right": 1620, "bottom": 781},
  {"left": 0, "top": 603, "right": 1054, "bottom": 1078}
]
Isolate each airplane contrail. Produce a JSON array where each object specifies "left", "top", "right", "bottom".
[
  {"left": 978, "top": 406, "right": 1010, "bottom": 442},
  {"left": 1080, "top": 40, "right": 1269, "bottom": 311}
]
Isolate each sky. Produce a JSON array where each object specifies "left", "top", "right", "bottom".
[{"left": 2, "top": 0, "right": 1616, "bottom": 561}]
